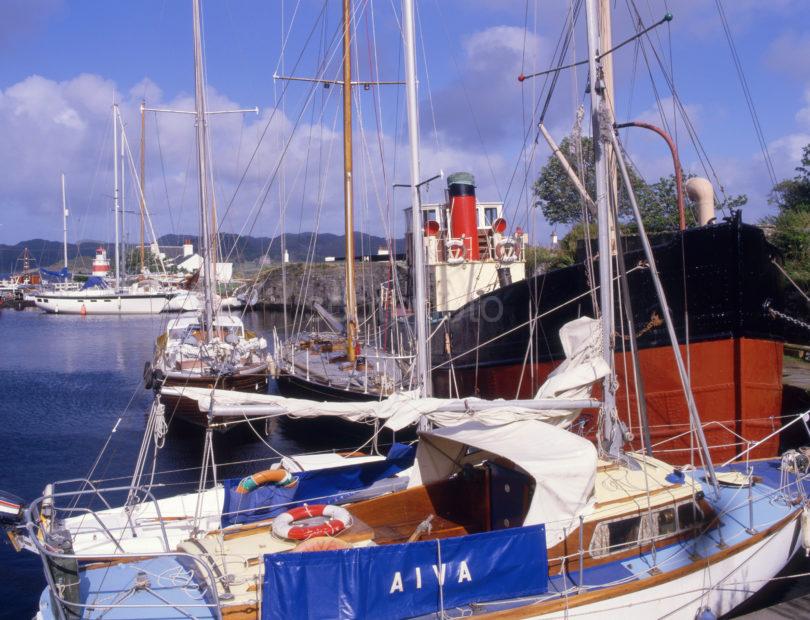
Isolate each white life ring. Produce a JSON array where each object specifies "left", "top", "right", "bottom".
[
  {"left": 273, "top": 504, "right": 353, "bottom": 540},
  {"left": 495, "top": 237, "right": 518, "bottom": 264},
  {"left": 446, "top": 238, "right": 466, "bottom": 265}
]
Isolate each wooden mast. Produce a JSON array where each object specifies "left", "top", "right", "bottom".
[
  {"left": 139, "top": 100, "right": 146, "bottom": 272},
  {"left": 342, "top": 0, "right": 358, "bottom": 361}
]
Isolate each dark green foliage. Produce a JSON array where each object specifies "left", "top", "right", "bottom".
[
  {"left": 766, "top": 144, "right": 810, "bottom": 289},
  {"left": 532, "top": 136, "right": 643, "bottom": 226},
  {"left": 533, "top": 134, "right": 746, "bottom": 234}
]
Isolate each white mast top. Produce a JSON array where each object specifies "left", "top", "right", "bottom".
[
  {"left": 191, "top": 0, "right": 216, "bottom": 342},
  {"left": 61, "top": 173, "right": 68, "bottom": 274},
  {"left": 402, "top": 0, "right": 431, "bottom": 397},
  {"left": 112, "top": 104, "right": 121, "bottom": 290}
]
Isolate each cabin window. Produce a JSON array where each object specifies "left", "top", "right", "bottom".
[
  {"left": 677, "top": 502, "right": 702, "bottom": 530},
  {"left": 607, "top": 516, "right": 641, "bottom": 552},
  {"left": 657, "top": 508, "right": 677, "bottom": 536},
  {"left": 590, "top": 515, "right": 642, "bottom": 558},
  {"left": 590, "top": 504, "right": 692, "bottom": 558},
  {"left": 422, "top": 208, "right": 438, "bottom": 226},
  {"left": 483, "top": 207, "right": 498, "bottom": 227}
]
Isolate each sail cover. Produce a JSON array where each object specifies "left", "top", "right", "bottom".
[
  {"left": 412, "top": 420, "right": 597, "bottom": 546},
  {"left": 168, "top": 315, "right": 609, "bottom": 431}
]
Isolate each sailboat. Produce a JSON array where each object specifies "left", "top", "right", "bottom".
[
  {"left": 273, "top": 0, "right": 408, "bottom": 404},
  {"left": 33, "top": 107, "right": 180, "bottom": 315},
  {"left": 145, "top": 0, "right": 269, "bottom": 427}
]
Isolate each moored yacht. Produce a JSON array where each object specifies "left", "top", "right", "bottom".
[{"left": 147, "top": 312, "right": 270, "bottom": 426}]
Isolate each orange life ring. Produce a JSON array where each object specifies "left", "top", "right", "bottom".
[
  {"left": 273, "top": 504, "right": 352, "bottom": 540},
  {"left": 236, "top": 468, "right": 297, "bottom": 494}
]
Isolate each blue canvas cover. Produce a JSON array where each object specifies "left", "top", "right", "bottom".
[
  {"left": 261, "top": 525, "right": 548, "bottom": 620},
  {"left": 220, "top": 443, "right": 415, "bottom": 528},
  {"left": 81, "top": 276, "right": 108, "bottom": 290},
  {"left": 40, "top": 267, "right": 71, "bottom": 281}
]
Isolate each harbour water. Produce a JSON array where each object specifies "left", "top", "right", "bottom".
[
  {"left": 1, "top": 307, "right": 810, "bottom": 618},
  {"left": 0, "top": 308, "right": 319, "bottom": 618}
]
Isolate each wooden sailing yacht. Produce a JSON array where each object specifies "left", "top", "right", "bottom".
[
  {"left": 146, "top": 0, "right": 269, "bottom": 426},
  {"left": 274, "top": 0, "right": 407, "bottom": 404}
]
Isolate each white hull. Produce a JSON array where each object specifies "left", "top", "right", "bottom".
[
  {"left": 529, "top": 514, "right": 800, "bottom": 620},
  {"left": 33, "top": 291, "right": 173, "bottom": 315},
  {"left": 165, "top": 290, "right": 202, "bottom": 312}
]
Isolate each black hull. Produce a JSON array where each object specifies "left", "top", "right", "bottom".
[
  {"left": 275, "top": 373, "right": 383, "bottom": 402},
  {"left": 431, "top": 215, "right": 789, "bottom": 461},
  {"left": 433, "top": 214, "right": 785, "bottom": 377},
  {"left": 275, "top": 374, "right": 416, "bottom": 445}
]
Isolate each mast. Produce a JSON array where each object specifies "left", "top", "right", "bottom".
[
  {"left": 192, "top": 0, "right": 216, "bottom": 342},
  {"left": 402, "top": 0, "right": 430, "bottom": 396},
  {"left": 61, "top": 173, "right": 68, "bottom": 276},
  {"left": 599, "top": 0, "right": 619, "bottom": 223},
  {"left": 585, "top": 0, "right": 621, "bottom": 457},
  {"left": 139, "top": 100, "right": 146, "bottom": 273},
  {"left": 342, "top": 0, "right": 358, "bottom": 362},
  {"left": 112, "top": 104, "right": 121, "bottom": 290},
  {"left": 121, "top": 113, "right": 127, "bottom": 275}
]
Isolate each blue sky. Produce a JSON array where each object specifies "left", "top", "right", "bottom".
[{"left": 0, "top": 0, "right": 808, "bottom": 248}]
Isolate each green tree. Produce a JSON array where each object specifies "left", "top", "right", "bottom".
[
  {"left": 767, "top": 144, "right": 810, "bottom": 288},
  {"left": 533, "top": 135, "right": 645, "bottom": 225},
  {"left": 534, "top": 134, "right": 746, "bottom": 232}
]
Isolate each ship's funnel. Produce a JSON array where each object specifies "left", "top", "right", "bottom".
[
  {"left": 447, "top": 172, "right": 479, "bottom": 260},
  {"left": 685, "top": 177, "right": 715, "bottom": 226}
]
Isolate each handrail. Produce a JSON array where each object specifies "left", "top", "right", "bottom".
[
  {"left": 27, "top": 483, "right": 175, "bottom": 553},
  {"left": 25, "top": 513, "right": 223, "bottom": 620},
  {"left": 52, "top": 478, "right": 114, "bottom": 511}
]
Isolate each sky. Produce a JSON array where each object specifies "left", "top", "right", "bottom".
[{"left": 0, "top": 0, "right": 808, "bottom": 249}]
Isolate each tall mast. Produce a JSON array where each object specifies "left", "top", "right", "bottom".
[
  {"left": 585, "top": 0, "right": 620, "bottom": 457},
  {"left": 192, "top": 0, "right": 216, "bottom": 342},
  {"left": 61, "top": 173, "right": 68, "bottom": 276},
  {"left": 599, "top": 0, "right": 619, "bottom": 218},
  {"left": 121, "top": 113, "right": 127, "bottom": 274},
  {"left": 342, "top": 0, "right": 358, "bottom": 361},
  {"left": 139, "top": 100, "right": 146, "bottom": 273},
  {"left": 402, "top": 0, "right": 430, "bottom": 397},
  {"left": 112, "top": 104, "right": 121, "bottom": 290}
]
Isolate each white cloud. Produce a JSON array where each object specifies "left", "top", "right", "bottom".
[{"left": 764, "top": 31, "right": 810, "bottom": 81}]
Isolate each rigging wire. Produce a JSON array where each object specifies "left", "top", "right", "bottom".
[{"left": 713, "top": 0, "right": 777, "bottom": 186}]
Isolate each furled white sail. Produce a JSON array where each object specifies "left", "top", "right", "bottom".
[{"left": 164, "top": 316, "right": 608, "bottom": 431}]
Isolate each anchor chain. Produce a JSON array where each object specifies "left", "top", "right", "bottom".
[{"left": 764, "top": 301, "right": 810, "bottom": 333}]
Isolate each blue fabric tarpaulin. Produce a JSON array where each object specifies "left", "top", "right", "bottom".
[
  {"left": 261, "top": 525, "right": 548, "bottom": 620},
  {"left": 81, "top": 276, "right": 108, "bottom": 290},
  {"left": 40, "top": 267, "right": 71, "bottom": 281},
  {"left": 220, "top": 443, "right": 415, "bottom": 528}
]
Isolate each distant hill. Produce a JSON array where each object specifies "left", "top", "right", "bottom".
[
  {"left": 0, "top": 239, "right": 106, "bottom": 276},
  {"left": 0, "top": 233, "right": 405, "bottom": 276}
]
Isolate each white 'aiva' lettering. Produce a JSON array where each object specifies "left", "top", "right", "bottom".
[{"left": 389, "top": 561, "right": 473, "bottom": 594}]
